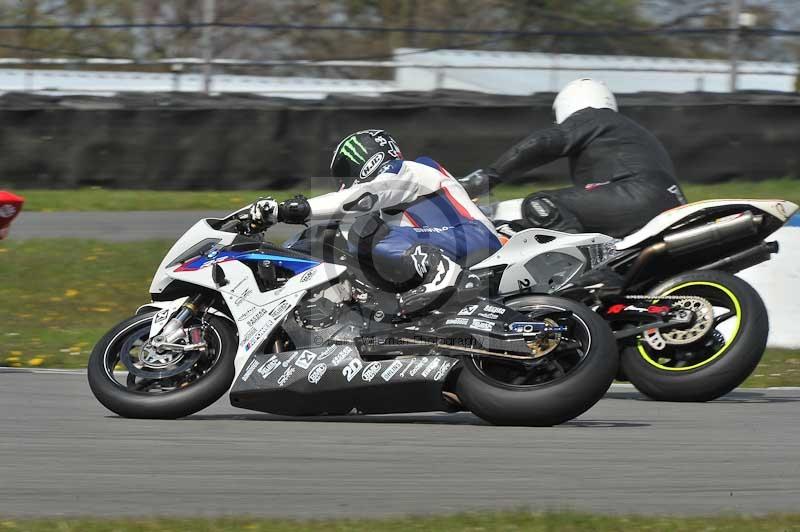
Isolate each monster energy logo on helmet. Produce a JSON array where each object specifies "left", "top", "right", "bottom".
[{"left": 338, "top": 135, "right": 368, "bottom": 164}]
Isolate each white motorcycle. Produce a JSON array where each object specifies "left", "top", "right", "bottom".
[
  {"left": 481, "top": 196, "right": 799, "bottom": 401},
  {"left": 88, "top": 206, "right": 618, "bottom": 426}
]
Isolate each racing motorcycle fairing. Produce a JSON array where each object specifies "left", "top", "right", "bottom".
[
  {"left": 471, "top": 228, "right": 614, "bottom": 297},
  {"left": 616, "top": 199, "right": 798, "bottom": 251}
]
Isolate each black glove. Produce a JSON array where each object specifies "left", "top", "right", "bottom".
[
  {"left": 278, "top": 195, "right": 311, "bottom": 224},
  {"left": 458, "top": 169, "right": 497, "bottom": 198}
]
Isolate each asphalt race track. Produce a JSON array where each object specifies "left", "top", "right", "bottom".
[{"left": 1, "top": 370, "right": 798, "bottom": 518}]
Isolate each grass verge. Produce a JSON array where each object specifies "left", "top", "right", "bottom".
[
  {"left": 1, "top": 512, "right": 800, "bottom": 532},
  {"left": 1, "top": 238, "right": 798, "bottom": 383},
  {"left": 12, "top": 178, "right": 800, "bottom": 212}
]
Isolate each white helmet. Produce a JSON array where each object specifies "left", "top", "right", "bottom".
[{"left": 552, "top": 78, "right": 618, "bottom": 124}]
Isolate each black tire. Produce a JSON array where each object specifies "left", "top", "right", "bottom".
[
  {"left": 88, "top": 312, "right": 237, "bottom": 419},
  {"left": 621, "top": 270, "right": 768, "bottom": 402},
  {"left": 455, "top": 296, "right": 618, "bottom": 426}
]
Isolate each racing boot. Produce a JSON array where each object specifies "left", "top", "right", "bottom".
[{"left": 397, "top": 246, "right": 472, "bottom": 316}]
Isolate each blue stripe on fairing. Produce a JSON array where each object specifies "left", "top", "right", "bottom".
[
  {"left": 178, "top": 251, "right": 319, "bottom": 274},
  {"left": 788, "top": 215, "right": 800, "bottom": 227}
]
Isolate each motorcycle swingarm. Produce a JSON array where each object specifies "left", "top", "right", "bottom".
[{"left": 612, "top": 319, "right": 689, "bottom": 341}]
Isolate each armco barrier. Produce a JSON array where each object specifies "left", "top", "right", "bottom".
[
  {"left": 739, "top": 217, "right": 800, "bottom": 349},
  {"left": 0, "top": 91, "right": 799, "bottom": 189}
]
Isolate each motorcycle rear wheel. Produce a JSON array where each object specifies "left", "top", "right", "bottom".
[
  {"left": 621, "top": 270, "right": 768, "bottom": 402},
  {"left": 455, "top": 296, "right": 618, "bottom": 426}
]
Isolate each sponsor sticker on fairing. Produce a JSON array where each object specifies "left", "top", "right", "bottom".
[
  {"left": 477, "top": 312, "right": 499, "bottom": 320},
  {"left": 246, "top": 308, "right": 268, "bottom": 327},
  {"left": 277, "top": 366, "right": 296, "bottom": 387},
  {"left": 381, "top": 360, "right": 403, "bottom": 381},
  {"left": 445, "top": 318, "right": 469, "bottom": 326},
  {"left": 269, "top": 299, "right": 292, "bottom": 319},
  {"left": 421, "top": 357, "right": 441, "bottom": 378},
  {"left": 317, "top": 344, "right": 338, "bottom": 360},
  {"left": 295, "top": 350, "right": 318, "bottom": 370},
  {"left": 241, "top": 359, "right": 259, "bottom": 382},
  {"left": 409, "top": 357, "right": 428, "bottom": 377},
  {"left": 361, "top": 361, "right": 382, "bottom": 382},
  {"left": 458, "top": 304, "right": 478, "bottom": 316},
  {"left": 342, "top": 358, "right": 363, "bottom": 382},
  {"left": 257, "top": 355, "right": 281, "bottom": 379},
  {"left": 470, "top": 318, "right": 494, "bottom": 331},
  {"left": 282, "top": 352, "right": 299, "bottom": 367},
  {"left": 434, "top": 361, "right": 452, "bottom": 381},
  {"left": 483, "top": 304, "right": 506, "bottom": 315},
  {"left": 307, "top": 363, "right": 327, "bottom": 384}
]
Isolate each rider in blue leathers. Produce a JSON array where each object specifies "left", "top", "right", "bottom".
[{"left": 250, "top": 129, "right": 502, "bottom": 314}]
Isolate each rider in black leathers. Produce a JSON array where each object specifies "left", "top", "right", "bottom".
[{"left": 460, "top": 78, "right": 687, "bottom": 238}]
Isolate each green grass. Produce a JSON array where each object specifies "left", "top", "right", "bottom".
[
  {"left": 1, "top": 511, "right": 800, "bottom": 532},
  {"left": 12, "top": 178, "right": 800, "bottom": 212},
  {"left": 1, "top": 238, "right": 798, "bottom": 383}
]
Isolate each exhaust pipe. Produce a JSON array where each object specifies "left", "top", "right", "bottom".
[
  {"left": 621, "top": 211, "right": 764, "bottom": 290},
  {"left": 663, "top": 211, "right": 762, "bottom": 256},
  {"left": 699, "top": 241, "right": 779, "bottom": 273}
]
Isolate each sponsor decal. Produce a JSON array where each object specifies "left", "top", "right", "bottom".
[
  {"left": 458, "top": 304, "right": 478, "bottom": 316},
  {"left": 239, "top": 305, "right": 258, "bottom": 321},
  {"left": 308, "top": 363, "right": 327, "bottom": 384},
  {"left": 277, "top": 366, "right": 296, "bottom": 387},
  {"left": 360, "top": 152, "right": 385, "bottom": 178},
  {"left": 241, "top": 359, "right": 259, "bottom": 382},
  {"left": 434, "top": 361, "right": 452, "bottom": 381},
  {"left": 269, "top": 299, "right": 292, "bottom": 319},
  {"left": 410, "top": 246, "right": 429, "bottom": 277},
  {"left": 257, "top": 355, "right": 281, "bottom": 379},
  {"left": 331, "top": 348, "right": 352, "bottom": 366},
  {"left": 234, "top": 287, "right": 253, "bottom": 306},
  {"left": 239, "top": 327, "right": 256, "bottom": 347},
  {"left": 342, "top": 358, "right": 363, "bottom": 382},
  {"left": 421, "top": 357, "right": 441, "bottom": 378},
  {"left": 282, "top": 352, "right": 299, "bottom": 367},
  {"left": 317, "top": 344, "right": 338, "bottom": 360},
  {"left": 409, "top": 357, "right": 428, "bottom": 377},
  {"left": 445, "top": 317, "right": 469, "bottom": 326},
  {"left": 399, "top": 358, "right": 416, "bottom": 377},
  {"left": 338, "top": 135, "right": 368, "bottom": 164},
  {"left": 361, "top": 361, "right": 382, "bottom": 382},
  {"left": 246, "top": 308, "right": 268, "bottom": 327},
  {"left": 411, "top": 226, "right": 451, "bottom": 233},
  {"left": 483, "top": 304, "right": 506, "bottom": 315},
  {"left": 295, "top": 350, "right": 318, "bottom": 370},
  {"left": 244, "top": 318, "right": 276, "bottom": 352},
  {"left": 381, "top": 360, "right": 403, "bottom": 381},
  {"left": 477, "top": 312, "right": 499, "bottom": 320},
  {"left": 299, "top": 269, "right": 316, "bottom": 283},
  {"left": 470, "top": 318, "right": 494, "bottom": 332}
]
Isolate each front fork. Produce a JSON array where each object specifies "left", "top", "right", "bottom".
[{"left": 151, "top": 294, "right": 209, "bottom": 352}]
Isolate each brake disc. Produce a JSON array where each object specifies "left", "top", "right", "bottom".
[
  {"left": 120, "top": 331, "right": 202, "bottom": 380},
  {"left": 526, "top": 318, "right": 562, "bottom": 358},
  {"left": 626, "top": 295, "right": 715, "bottom": 348}
]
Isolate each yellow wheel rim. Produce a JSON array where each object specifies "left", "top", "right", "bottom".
[{"left": 637, "top": 281, "right": 742, "bottom": 372}]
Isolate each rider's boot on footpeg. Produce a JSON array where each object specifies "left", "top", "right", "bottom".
[{"left": 397, "top": 246, "right": 472, "bottom": 316}]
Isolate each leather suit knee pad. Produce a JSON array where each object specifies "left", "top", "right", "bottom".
[{"left": 522, "top": 193, "right": 563, "bottom": 229}]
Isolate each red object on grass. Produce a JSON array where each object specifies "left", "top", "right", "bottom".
[{"left": 0, "top": 191, "right": 25, "bottom": 230}]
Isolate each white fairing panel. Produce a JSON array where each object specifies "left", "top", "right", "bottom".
[
  {"left": 471, "top": 228, "right": 614, "bottom": 295},
  {"left": 150, "top": 218, "right": 238, "bottom": 294},
  {"left": 616, "top": 199, "right": 799, "bottom": 251},
  {"left": 489, "top": 198, "right": 525, "bottom": 222}
]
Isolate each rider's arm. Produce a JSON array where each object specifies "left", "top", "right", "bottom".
[
  {"left": 305, "top": 162, "right": 420, "bottom": 221},
  {"left": 487, "top": 111, "right": 598, "bottom": 183}
]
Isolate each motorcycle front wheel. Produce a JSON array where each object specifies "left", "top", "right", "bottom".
[
  {"left": 88, "top": 311, "right": 237, "bottom": 419},
  {"left": 455, "top": 296, "right": 618, "bottom": 426},
  {"left": 620, "top": 270, "right": 768, "bottom": 402}
]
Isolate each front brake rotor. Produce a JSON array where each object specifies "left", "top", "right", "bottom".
[{"left": 119, "top": 330, "right": 203, "bottom": 380}]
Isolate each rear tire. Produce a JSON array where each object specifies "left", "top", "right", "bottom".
[
  {"left": 88, "top": 312, "right": 237, "bottom": 419},
  {"left": 621, "top": 270, "right": 768, "bottom": 402},
  {"left": 456, "top": 296, "right": 618, "bottom": 426}
]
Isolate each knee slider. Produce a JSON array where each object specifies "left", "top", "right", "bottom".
[{"left": 523, "top": 193, "right": 562, "bottom": 229}]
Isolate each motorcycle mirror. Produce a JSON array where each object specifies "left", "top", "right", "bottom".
[{"left": 212, "top": 263, "right": 229, "bottom": 287}]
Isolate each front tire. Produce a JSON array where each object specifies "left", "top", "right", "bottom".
[
  {"left": 621, "top": 270, "right": 768, "bottom": 402},
  {"left": 88, "top": 312, "right": 237, "bottom": 419},
  {"left": 455, "top": 296, "right": 618, "bottom": 426}
]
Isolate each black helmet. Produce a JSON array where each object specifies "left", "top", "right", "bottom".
[{"left": 330, "top": 129, "right": 403, "bottom": 189}]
